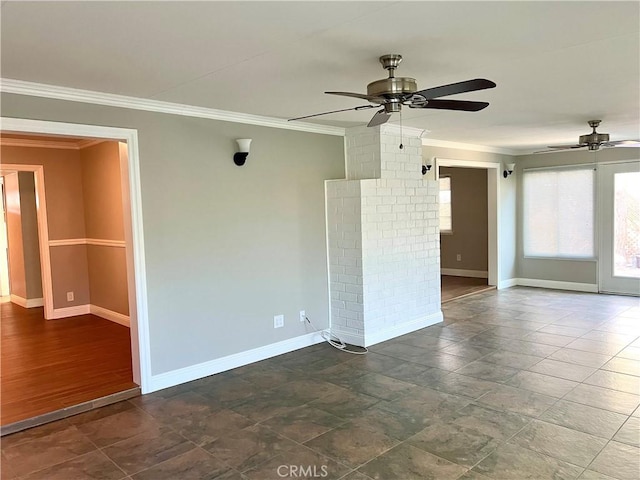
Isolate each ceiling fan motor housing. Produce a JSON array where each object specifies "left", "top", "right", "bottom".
[
  {"left": 367, "top": 77, "right": 417, "bottom": 98},
  {"left": 580, "top": 132, "right": 609, "bottom": 150},
  {"left": 368, "top": 54, "right": 418, "bottom": 107}
]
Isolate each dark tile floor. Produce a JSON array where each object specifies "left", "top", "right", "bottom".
[{"left": 2, "top": 287, "right": 639, "bottom": 479}]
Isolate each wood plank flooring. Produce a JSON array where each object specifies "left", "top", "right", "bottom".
[
  {"left": 1, "top": 302, "right": 136, "bottom": 425},
  {"left": 441, "top": 275, "right": 495, "bottom": 303}
]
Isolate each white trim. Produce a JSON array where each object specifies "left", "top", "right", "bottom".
[
  {"left": 365, "top": 312, "right": 444, "bottom": 347},
  {"left": 147, "top": 332, "right": 325, "bottom": 393},
  {"left": 87, "top": 238, "right": 126, "bottom": 247},
  {"left": 380, "top": 124, "right": 428, "bottom": 138},
  {"left": 1, "top": 117, "right": 150, "bottom": 393},
  {"left": 90, "top": 305, "right": 130, "bottom": 327},
  {"left": 498, "top": 278, "right": 518, "bottom": 289},
  {"left": 77, "top": 139, "right": 105, "bottom": 149},
  {"left": 49, "top": 238, "right": 126, "bottom": 248},
  {"left": 326, "top": 328, "right": 363, "bottom": 347},
  {"left": 50, "top": 304, "right": 91, "bottom": 319},
  {"left": 0, "top": 137, "right": 105, "bottom": 150},
  {"left": 10, "top": 294, "right": 44, "bottom": 308},
  {"left": 333, "top": 312, "right": 444, "bottom": 348},
  {"left": 1, "top": 164, "right": 54, "bottom": 320},
  {"left": 441, "top": 268, "right": 488, "bottom": 278},
  {"left": 48, "top": 238, "right": 85, "bottom": 247},
  {"left": 436, "top": 158, "right": 503, "bottom": 171},
  {"left": 0, "top": 138, "right": 79, "bottom": 150},
  {"left": 516, "top": 278, "right": 598, "bottom": 293},
  {"left": 0, "top": 78, "right": 345, "bottom": 137},
  {"left": 422, "top": 137, "right": 517, "bottom": 156},
  {"left": 45, "top": 302, "right": 130, "bottom": 326}
]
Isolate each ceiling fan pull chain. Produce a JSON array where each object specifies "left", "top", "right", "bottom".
[{"left": 399, "top": 109, "right": 404, "bottom": 150}]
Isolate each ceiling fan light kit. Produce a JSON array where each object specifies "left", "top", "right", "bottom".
[{"left": 289, "top": 54, "right": 496, "bottom": 128}]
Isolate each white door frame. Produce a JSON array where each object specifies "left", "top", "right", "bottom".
[
  {"left": 0, "top": 177, "right": 10, "bottom": 297},
  {"left": 435, "top": 158, "right": 501, "bottom": 288},
  {"left": 0, "top": 117, "right": 151, "bottom": 392},
  {"left": 0, "top": 165, "right": 50, "bottom": 309},
  {"left": 598, "top": 160, "right": 640, "bottom": 295}
]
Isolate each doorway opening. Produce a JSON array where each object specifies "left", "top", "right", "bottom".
[
  {"left": 436, "top": 158, "right": 501, "bottom": 302},
  {"left": 0, "top": 119, "right": 150, "bottom": 434}
]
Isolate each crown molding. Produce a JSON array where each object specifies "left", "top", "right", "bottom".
[
  {"left": 380, "top": 123, "right": 429, "bottom": 138},
  {"left": 421, "top": 137, "right": 518, "bottom": 156},
  {"left": 0, "top": 78, "right": 345, "bottom": 137},
  {"left": 0, "top": 137, "right": 77, "bottom": 150},
  {"left": 0, "top": 136, "right": 105, "bottom": 150},
  {"left": 0, "top": 78, "right": 522, "bottom": 153}
]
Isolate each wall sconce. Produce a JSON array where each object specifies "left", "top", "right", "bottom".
[
  {"left": 233, "top": 138, "right": 252, "bottom": 166},
  {"left": 503, "top": 162, "right": 516, "bottom": 178},
  {"left": 422, "top": 164, "right": 432, "bottom": 175}
]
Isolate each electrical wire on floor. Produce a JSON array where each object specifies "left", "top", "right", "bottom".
[{"left": 304, "top": 315, "right": 368, "bottom": 355}]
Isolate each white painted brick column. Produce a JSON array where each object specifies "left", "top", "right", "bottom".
[{"left": 326, "top": 125, "right": 442, "bottom": 347}]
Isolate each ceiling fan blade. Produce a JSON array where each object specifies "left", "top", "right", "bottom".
[
  {"left": 411, "top": 78, "right": 496, "bottom": 100},
  {"left": 603, "top": 140, "right": 640, "bottom": 147},
  {"left": 288, "top": 104, "right": 376, "bottom": 122},
  {"left": 409, "top": 99, "right": 489, "bottom": 111},
  {"left": 325, "top": 91, "right": 385, "bottom": 103},
  {"left": 367, "top": 109, "right": 391, "bottom": 127},
  {"left": 546, "top": 144, "right": 585, "bottom": 149}
]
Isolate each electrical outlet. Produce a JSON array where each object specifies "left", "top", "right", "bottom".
[
  {"left": 456, "top": 254, "right": 462, "bottom": 262},
  {"left": 299, "top": 310, "right": 306, "bottom": 322},
  {"left": 66, "top": 291, "right": 74, "bottom": 302},
  {"left": 274, "top": 314, "right": 284, "bottom": 329}
]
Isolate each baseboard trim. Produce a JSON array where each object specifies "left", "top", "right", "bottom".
[
  {"left": 49, "top": 303, "right": 130, "bottom": 326},
  {"left": 90, "top": 305, "right": 130, "bottom": 327},
  {"left": 50, "top": 304, "right": 91, "bottom": 319},
  {"left": 10, "top": 294, "right": 44, "bottom": 308},
  {"left": 147, "top": 332, "right": 325, "bottom": 393},
  {"left": 326, "top": 328, "right": 365, "bottom": 348},
  {"left": 498, "top": 278, "right": 518, "bottom": 289},
  {"left": 516, "top": 278, "right": 598, "bottom": 293},
  {"left": 441, "top": 269, "right": 488, "bottom": 279},
  {"left": 365, "top": 311, "right": 444, "bottom": 347}
]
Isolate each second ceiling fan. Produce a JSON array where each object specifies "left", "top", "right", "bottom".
[{"left": 289, "top": 54, "right": 496, "bottom": 127}]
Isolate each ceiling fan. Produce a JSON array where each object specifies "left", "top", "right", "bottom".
[
  {"left": 289, "top": 54, "right": 496, "bottom": 127},
  {"left": 541, "top": 120, "right": 640, "bottom": 152}
]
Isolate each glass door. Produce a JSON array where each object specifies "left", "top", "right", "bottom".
[{"left": 599, "top": 161, "right": 640, "bottom": 295}]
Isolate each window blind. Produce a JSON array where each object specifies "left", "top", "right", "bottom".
[{"left": 523, "top": 167, "right": 595, "bottom": 258}]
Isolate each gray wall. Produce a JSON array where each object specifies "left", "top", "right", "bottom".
[
  {"left": 515, "top": 147, "right": 640, "bottom": 285},
  {"left": 440, "top": 167, "right": 488, "bottom": 272},
  {"left": 1, "top": 93, "right": 345, "bottom": 375},
  {"left": 423, "top": 145, "right": 517, "bottom": 283}
]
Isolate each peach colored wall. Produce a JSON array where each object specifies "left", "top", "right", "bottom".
[
  {"left": 81, "top": 142, "right": 129, "bottom": 315},
  {"left": 18, "top": 172, "right": 43, "bottom": 299},
  {"left": 86, "top": 246, "right": 129, "bottom": 315},
  {"left": 4, "top": 173, "right": 26, "bottom": 299},
  {"left": 80, "top": 142, "right": 125, "bottom": 240},
  {"left": 2, "top": 146, "right": 88, "bottom": 309},
  {"left": 1, "top": 143, "right": 129, "bottom": 315},
  {"left": 1, "top": 146, "right": 86, "bottom": 240},
  {"left": 50, "top": 245, "right": 90, "bottom": 308}
]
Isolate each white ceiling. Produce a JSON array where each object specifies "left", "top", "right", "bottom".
[{"left": 1, "top": 1, "right": 639, "bottom": 153}]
